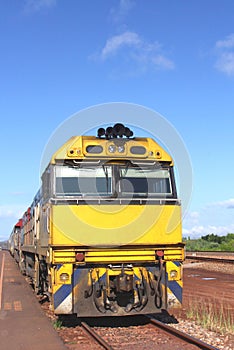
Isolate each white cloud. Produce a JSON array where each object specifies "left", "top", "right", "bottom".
[
  {"left": 215, "top": 52, "right": 234, "bottom": 76},
  {"left": 110, "top": 0, "right": 135, "bottom": 23},
  {"left": 183, "top": 211, "right": 200, "bottom": 236},
  {"left": 151, "top": 54, "right": 175, "bottom": 70},
  {"left": 183, "top": 224, "right": 234, "bottom": 238},
  {"left": 101, "top": 31, "right": 141, "bottom": 58},
  {"left": 96, "top": 31, "right": 174, "bottom": 73},
  {"left": 23, "top": 0, "right": 56, "bottom": 13},
  {"left": 216, "top": 33, "right": 234, "bottom": 49},
  {"left": 184, "top": 211, "right": 200, "bottom": 223},
  {"left": 214, "top": 33, "right": 234, "bottom": 76},
  {"left": 207, "top": 198, "right": 234, "bottom": 209},
  {"left": 0, "top": 205, "right": 25, "bottom": 220},
  {"left": 183, "top": 199, "right": 234, "bottom": 238},
  {"left": 189, "top": 211, "right": 200, "bottom": 219}
]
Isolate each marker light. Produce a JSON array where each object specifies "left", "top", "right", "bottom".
[
  {"left": 156, "top": 250, "right": 164, "bottom": 257},
  {"left": 76, "top": 252, "right": 85, "bottom": 262}
]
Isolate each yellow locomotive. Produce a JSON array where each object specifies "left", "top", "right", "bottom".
[{"left": 9, "top": 123, "right": 184, "bottom": 316}]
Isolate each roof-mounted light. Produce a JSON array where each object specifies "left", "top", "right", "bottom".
[
  {"left": 97, "top": 123, "right": 134, "bottom": 139},
  {"left": 97, "top": 128, "right": 105, "bottom": 138}
]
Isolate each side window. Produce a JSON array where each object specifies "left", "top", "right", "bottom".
[{"left": 42, "top": 167, "right": 51, "bottom": 200}]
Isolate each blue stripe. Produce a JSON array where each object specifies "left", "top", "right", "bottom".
[
  {"left": 54, "top": 269, "right": 83, "bottom": 310},
  {"left": 134, "top": 273, "right": 141, "bottom": 281},
  {"left": 167, "top": 280, "right": 182, "bottom": 303},
  {"left": 99, "top": 273, "right": 106, "bottom": 283},
  {"left": 54, "top": 284, "right": 72, "bottom": 309},
  {"left": 173, "top": 261, "right": 181, "bottom": 267}
]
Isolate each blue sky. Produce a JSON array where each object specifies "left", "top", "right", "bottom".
[{"left": 1, "top": 0, "right": 234, "bottom": 241}]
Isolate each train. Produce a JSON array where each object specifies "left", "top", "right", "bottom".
[{"left": 8, "top": 123, "right": 184, "bottom": 317}]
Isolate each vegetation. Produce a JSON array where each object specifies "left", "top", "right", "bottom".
[
  {"left": 53, "top": 319, "right": 63, "bottom": 329},
  {"left": 183, "top": 233, "right": 234, "bottom": 251},
  {"left": 186, "top": 298, "right": 234, "bottom": 335}
]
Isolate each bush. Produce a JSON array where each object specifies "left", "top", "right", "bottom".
[{"left": 184, "top": 233, "right": 234, "bottom": 252}]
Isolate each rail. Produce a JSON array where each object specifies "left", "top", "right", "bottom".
[
  {"left": 81, "top": 321, "right": 113, "bottom": 350},
  {"left": 186, "top": 255, "right": 234, "bottom": 264},
  {"left": 147, "top": 316, "right": 219, "bottom": 350}
]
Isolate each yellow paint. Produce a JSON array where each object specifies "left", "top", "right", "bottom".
[
  {"left": 164, "top": 249, "right": 184, "bottom": 261},
  {"left": 50, "top": 204, "right": 181, "bottom": 247},
  {"left": 51, "top": 247, "right": 184, "bottom": 264},
  {"left": 51, "top": 136, "right": 173, "bottom": 163}
]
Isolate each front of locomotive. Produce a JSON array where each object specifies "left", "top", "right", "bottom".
[{"left": 45, "top": 124, "right": 184, "bottom": 316}]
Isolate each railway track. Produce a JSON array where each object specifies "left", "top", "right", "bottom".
[
  {"left": 81, "top": 321, "right": 113, "bottom": 350},
  {"left": 79, "top": 316, "right": 219, "bottom": 350},
  {"left": 146, "top": 316, "right": 218, "bottom": 350},
  {"left": 186, "top": 255, "right": 234, "bottom": 264}
]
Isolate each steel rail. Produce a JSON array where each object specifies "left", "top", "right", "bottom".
[
  {"left": 147, "top": 316, "right": 219, "bottom": 350},
  {"left": 186, "top": 255, "right": 234, "bottom": 264},
  {"left": 81, "top": 321, "right": 113, "bottom": 350}
]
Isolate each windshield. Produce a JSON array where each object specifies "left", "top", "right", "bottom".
[
  {"left": 55, "top": 165, "right": 112, "bottom": 196},
  {"left": 118, "top": 165, "right": 172, "bottom": 197},
  {"left": 54, "top": 162, "right": 175, "bottom": 198}
]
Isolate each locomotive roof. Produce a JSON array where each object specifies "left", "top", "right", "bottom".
[{"left": 50, "top": 135, "right": 173, "bottom": 164}]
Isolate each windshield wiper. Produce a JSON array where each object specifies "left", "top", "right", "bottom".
[
  {"left": 102, "top": 165, "right": 110, "bottom": 194},
  {"left": 121, "top": 161, "right": 130, "bottom": 177}
]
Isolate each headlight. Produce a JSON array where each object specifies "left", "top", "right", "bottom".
[
  {"left": 169, "top": 270, "right": 178, "bottom": 279},
  {"left": 118, "top": 145, "right": 125, "bottom": 153},
  {"left": 59, "top": 273, "right": 69, "bottom": 282},
  {"left": 108, "top": 144, "right": 116, "bottom": 153}
]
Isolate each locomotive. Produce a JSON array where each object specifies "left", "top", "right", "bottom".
[{"left": 9, "top": 123, "right": 184, "bottom": 316}]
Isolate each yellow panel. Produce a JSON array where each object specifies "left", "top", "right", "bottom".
[
  {"left": 51, "top": 247, "right": 184, "bottom": 264},
  {"left": 50, "top": 204, "right": 182, "bottom": 247},
  {"left": 164, "top": 249, "right": 184, "bottom": 261},
  {"left": 50, "top": 136, "right": 173, "bottom": 162},
  {"left": 85, "top": 255, "right": 155, "bottom": 263},
  {"left": 85, "top": 250, "right": 154, "bottom": 257},
  {"left": 85, "top": 250, "right": 155, "bottom": 262}
]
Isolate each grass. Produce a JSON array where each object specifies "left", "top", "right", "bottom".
[
  {"left": 186, "top": 298, "right": 234, "bottom": 335},
  {"left": 53, "top": 318, "right": 63, "bottom": 329}
]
